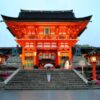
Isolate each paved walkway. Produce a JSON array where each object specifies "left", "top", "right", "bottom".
[{"left": 0, "top": 90, "right": 100, "bottom": 100}]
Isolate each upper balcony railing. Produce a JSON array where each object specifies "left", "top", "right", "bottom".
[{"left": 19, "top": 34, "right": 76, "bottom": 40}]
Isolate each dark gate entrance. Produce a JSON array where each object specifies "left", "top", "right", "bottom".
[{"left": 37, "top": 50, "right": 57, "bottom": 68}]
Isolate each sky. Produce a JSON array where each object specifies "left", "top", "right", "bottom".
[{"left": 0, "top": 0, "right": 100, "bottom": 47}]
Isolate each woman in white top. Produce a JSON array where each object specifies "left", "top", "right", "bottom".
[{"left": 64, "top": 60, "right": 70, "bottom": 69}]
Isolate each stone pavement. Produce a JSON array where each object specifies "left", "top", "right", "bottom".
[{"left": 0, "top": 90, "right": 100, "bottom": 100}]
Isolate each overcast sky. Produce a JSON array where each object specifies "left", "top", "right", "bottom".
[{"left": 0, "top": 0, "right": 100, "bottom": 47}]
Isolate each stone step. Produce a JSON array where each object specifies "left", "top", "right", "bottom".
[{"left": 4, "top": 69, "right": 89, "bottom": 90}]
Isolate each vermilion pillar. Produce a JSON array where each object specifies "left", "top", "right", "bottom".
[
  {"left": 34, "top": 51, "right": 37, "bottom": 65},
  {"left": 22, "top": 47, "right": 25, "bottom": 69},
  {"left": 69, "top": 47, "right": 72, "bottom": 69},
  {"left": 58, "top": 51, "right": 60, "bottom": 65},
  {"left": 92, "top": 62, "right": 96, "bottom": 80}
]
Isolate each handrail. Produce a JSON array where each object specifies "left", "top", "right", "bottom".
[
  {"left": 4, "top": 68, "right": 20, "bottom": 84},
  {"left": 73, "top": 69, "right": 88, "bottom": 84}
]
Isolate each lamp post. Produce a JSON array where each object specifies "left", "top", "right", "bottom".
[
  {"left": 90, "top": 55, "right": 97, "bottom": 80},
  {"left": 0, "top": 57, "right": 2, "bottom": 63},
  {"left": 79, "top": 60, "right": 86, "bottom": 76}
]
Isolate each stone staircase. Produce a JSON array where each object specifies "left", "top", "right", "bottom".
[{"left": 4, "top": 69, "right": 89, "bottom": 90}]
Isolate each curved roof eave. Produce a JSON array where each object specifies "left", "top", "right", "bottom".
[{"left": 1, "top": 15, "right": 92, "bottom": 22}]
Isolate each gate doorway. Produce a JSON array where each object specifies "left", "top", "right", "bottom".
[{"left": 37, "top": 50, "right": 57, "bottom": 68}]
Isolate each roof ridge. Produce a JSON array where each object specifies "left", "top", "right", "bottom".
[{"left": 20, "top": 9, "right": 73, "bottom": 13}]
